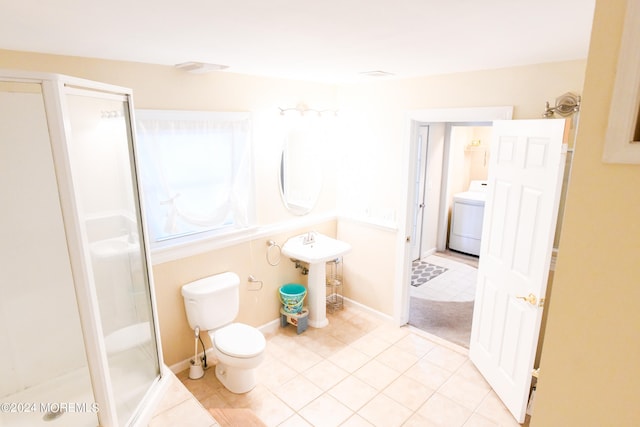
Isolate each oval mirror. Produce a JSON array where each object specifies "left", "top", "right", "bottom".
[{"left": 279, "top": 124, "right": 323, "bottom": 215}]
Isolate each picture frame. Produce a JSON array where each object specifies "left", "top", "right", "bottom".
[{"left": 603, "top": 1, "right": 640, "bottom": 164}]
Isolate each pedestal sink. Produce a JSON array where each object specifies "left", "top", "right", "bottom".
[{"left": 282, "top": 232, "right": 351, "bottom": 328}]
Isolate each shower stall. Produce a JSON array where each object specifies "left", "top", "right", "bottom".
[{"left": 0, "top": 70, "right": 167, "bottom": 426}]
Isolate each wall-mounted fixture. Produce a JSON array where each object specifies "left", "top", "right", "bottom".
[
  {"left": 266, "top": 240, "right": 281, "bottom": 266},
  {"left": 359, "top": 70, "right": 395, "bottom": 78},
  {"left": 175, "top": 62, "right": 229, "bottom": 73},
  {"left": 247, "top": 275, "right": 263, "bottom": 291},
  {"left": 279, "top": 103, "right": 337, "bottom": 117},
  {"left": 543, "top": 92, "right": 581, "bottom": 118}
]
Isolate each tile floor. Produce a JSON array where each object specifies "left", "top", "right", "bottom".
[
  {"left": 410, "top": 253, "right": 479, "bottom": 302},
  {"left": 177, "top": 304, "right": 521, "bottom": 427},
  {"left": 149, "top": 370, "right": 219, "bottom": 427}
]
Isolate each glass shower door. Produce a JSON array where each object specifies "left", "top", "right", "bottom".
[
  {"left": 0, "top": 82, "right": 97, "bottom": 426},
  {"left": 64, "top": 90, "right": 160, "bottom": 426}
]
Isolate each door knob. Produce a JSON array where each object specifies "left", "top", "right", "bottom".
[{"left": 516, "top": 293, "right": 537, "bottom": 306}]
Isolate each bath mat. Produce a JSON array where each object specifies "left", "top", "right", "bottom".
[
  {"left": 409, "top": 297, "right": 474, "bottom": 348},
  {"left": 209, "top": 408, "right": 267, "bottom": 427},
  {"left": 411, "top": 261, "right": 448, "bottom": 287}
]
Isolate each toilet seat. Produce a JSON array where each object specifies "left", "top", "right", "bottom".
[{"left": 214, "top": 323, "right": 266, "bottom": 358}]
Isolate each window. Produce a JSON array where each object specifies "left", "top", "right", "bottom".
[{"left": 135, "top": 110, "right": 253, "bottom": 245}]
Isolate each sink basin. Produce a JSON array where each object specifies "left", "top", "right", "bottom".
[
  {"left": 282, "top": 233, "right": 351, "bottom": 264},
  {"left": 282, "top": 233, "right": 351, "bottom": 328}
]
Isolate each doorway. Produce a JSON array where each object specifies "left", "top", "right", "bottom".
[
  {"left": 408, "top": 121, "right": 492, "bottom": 347},
  {"left": 394, "top": 106, "right": 513, "bottom": 328}
]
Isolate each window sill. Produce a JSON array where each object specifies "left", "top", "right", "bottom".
[
  {"left": 148, "top": 226, "right": 260, "bottom": 265},
  {"left": 148, "top": 212, "right": 339, "bottom": 265}
]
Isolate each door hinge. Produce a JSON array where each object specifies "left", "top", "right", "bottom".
[{"left": 532, "top": 368, "right": 540, "bottom": 378}]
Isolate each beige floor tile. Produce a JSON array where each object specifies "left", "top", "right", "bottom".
[
  {"left": 382, "top": 375, "right": 435, "bottom": 411},
  {"left": 474, "top": 391, "right": 521, "bottom": 427},
  {"left": 298, "top": 394, "right": 353, "bottom": 427},
  {"left": 352, "top": 359, "right": 399, "bottom": 391},
  {"left": 416, "top": 393, "right": 473, "bottom": 427},
  {"left": 328, "top": 322, "right": 369, "bottom": 344},
  {"left": 177, "top": 305, "right": 518, "bottom": 427},
  {"left": 216, "top": 384, "right": 269, "bottom": 409},
  {"left": 350, "top": 334, "right": 393, "bottom": 357},
  {"left": 278, "top": 413, "right": 314, "bottom": 427},
  {"left": 344, "top": 311, "right": 383, "bottom": 332},
  {"left": 199, "top": 390, "right": 229, "bottom": 410},
  {"left": 327, "top": 376, "right": 378, "bottom": 411},
  {"left": 180, "top": 368, "right": 224, "bottom": 401},
  {"left": 256, "top": 355, "right": 298, "bottom": 390},
  {"left": 393, "top": 333, "right": 438, "bottom": 358},
  {"left": 272, "top": 375, "right": 323, "bottom": 411},
  {"left": 152, "top": 372, "right": 195, "bottom": 415},
  {"left": 243, "top": 388, "right": 294, "bottom": 426},
  {"left": 149, "top": 398, "right": 217, "bottom": 427},
  {"left": 267, "top": 339, "right": 324, "bottom": 373},
  {"left": 300, "top": 333, "right": 348, "bottom": 358},
  {"left": 455, "top": 360, "right": 491, "bottom": 389},
  {"left": 302, "top": 359, "right": 349, "bottom": 390},
  {"left": 438, "top": 373, "right": 491, "bottom": 410},
  {"left": 423, "top": 345, "right": 468, "bottom": 372},
  {"left": 358, "top": 393, "right": 413, "bottom": 427},
  {"left": 403, "top": 412, "right": 435, "bottom": 427},
  {"left": 327, "top": 346, "right": 371, "bottom": 373},
  {"left": 375, "top": 344, "right": 420, "bottom": 373},
  {"left": 404, "top": 358, "right": 453, "bottom": 390},
  {"left": 340, "top": 414, "right": 375, "bottom": 426},
  {"left": 368, "top": 324, "right": 411, "bottom": 344},
  {"left": 463, "top": 413, "right": 500, "bottom": 427}
]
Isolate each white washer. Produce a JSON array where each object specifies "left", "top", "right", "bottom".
[{"left": 449, "top": 181, "right": 488, "bottom": 256}]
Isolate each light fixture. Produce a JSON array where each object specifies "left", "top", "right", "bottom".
[
  {"left": 359, "top": 70, "right": 395, "bottom": 78},
  {"left": 175, "top": 62, "right": 229, "bottom": 74},
  {"left": 543, "top": 92, "right": 581, "bottom": 118},
  {"left": 279, "top": 103, "right": 338, "bottom": 117}
]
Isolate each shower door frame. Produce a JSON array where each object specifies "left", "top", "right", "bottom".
[{"left": 1, "top": 70, "right": 167, "bottom": 427}]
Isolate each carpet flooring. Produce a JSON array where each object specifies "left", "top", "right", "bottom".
[
  {"left": 411, "top": 260, "right": 448, "bottom": 287},
  {"left": 409, "top": 297, "right": 474, "bottom": 348}
]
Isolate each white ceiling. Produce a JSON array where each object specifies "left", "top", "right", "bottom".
[{"left": 0, "top": 0, "right": 596, "bottom": 84}]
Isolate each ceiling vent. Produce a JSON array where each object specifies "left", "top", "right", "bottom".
[
  {"left": 359, "top": 70, "right": 395, "bottom": 78},
  {"left": 175, "top": 62, "right": 229, "bottom": 74}
]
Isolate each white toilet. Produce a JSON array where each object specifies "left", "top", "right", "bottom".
[{"left": 181, "top": 272, "right": 266, "bottom": 394}]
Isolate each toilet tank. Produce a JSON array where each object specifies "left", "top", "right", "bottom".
[{"left": 181, "top": 272, "right": 240, "bottom": 331}]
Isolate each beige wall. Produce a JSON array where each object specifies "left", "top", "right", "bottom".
[
  {"left": 533, "top": 1, "right": 640, "bottom": 425},
  {"left": 335, "top": 60, "right": 587, "bottom": 317},
  {"left": 0, "top": 50, "right": 589, "bottom": 367}
]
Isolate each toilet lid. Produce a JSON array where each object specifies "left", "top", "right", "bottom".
[{"left": 214, "top": 323, "right": 266, "bottom": 358}]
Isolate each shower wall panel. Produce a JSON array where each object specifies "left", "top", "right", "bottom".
[{"left": 0, "top": 86, "right": 88, "bottom": 397}]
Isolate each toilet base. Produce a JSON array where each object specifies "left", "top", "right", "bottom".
[{"left": 215, "top": 363, "right": 258, "bottom": 394}]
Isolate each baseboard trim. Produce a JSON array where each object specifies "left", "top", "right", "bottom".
[{"left": 342, "top": 296, "right": 395, "bottom": 324}]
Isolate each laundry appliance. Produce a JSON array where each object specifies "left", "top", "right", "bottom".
[{"left": 449, "top": 180, "right": 488, "bottom": 256}]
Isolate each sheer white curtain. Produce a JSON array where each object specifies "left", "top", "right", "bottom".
[{"left": 135, "top": 110, "right": 253, "bottom": 242}]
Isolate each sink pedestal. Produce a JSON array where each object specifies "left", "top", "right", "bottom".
[
  {"left": 281, "top": 233, "right": 351, "bottom": 329},
  {"left": 306, "top": 263, "right": 329, "bottom": 328}
]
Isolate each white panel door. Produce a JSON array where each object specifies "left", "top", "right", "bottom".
[
  {"left": 411, "top": 125, "right": 429, "bottom": 260},
  {"left": 469, "top": 119, "right": 567, "bottom": 423}
]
